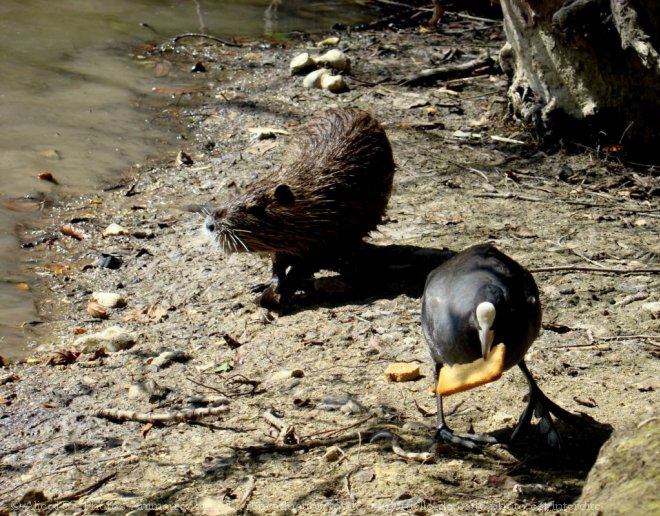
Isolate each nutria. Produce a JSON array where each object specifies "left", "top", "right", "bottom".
[{"left": 204, "top": 107, "right": 395, "bottom": 307}]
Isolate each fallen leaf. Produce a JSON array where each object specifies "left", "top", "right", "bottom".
[
  {"left": 214, "top": 359, "right": 234, "bottom": 374},
  {"left": 573, "top": 396, "right": 598, "bottom": 408},
  {"left": 223, "top": 334, "right": 243, "bottom": 349},
  {"left": 513, "top": 225, "right": 536, "bottom": 238},
  {"left": 154, "top": 60, "right": 172, "bottom": 77},
  {"left": 45, "top": 349, "right": 81, "bottom": 366},
  {"left": 413, "top": 399, "right": 435, "bottom": 417},
  {"left": 42, "top": 401, "right": 60, "bottom": 409},
  {"left": 37, "top": 171, "right": 59, "bottom": 184},
  {"left": 123, "top": 304, "right": 169, "bottom": 323},
  {"left": 59, "top": 224, "right": 85, "bottom": 240},
  {"left": 44, "top": 263, "right": 67, "bottom": 276},
  {"left": 87, "top": 301, "right": 109, "bottom": 320},
  {"left": 16, "top": 283, "right": 30, "bottom": 291},
  {"left": 141, "top": 422, "right": 154, "bottom": 438},
  {"left": 176, "top": 150, "right": 193, "bottom": 166}
]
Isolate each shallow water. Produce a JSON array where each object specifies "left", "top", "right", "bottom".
[{"left": 0, "top": 0, "right": 374, "bottom": 358}]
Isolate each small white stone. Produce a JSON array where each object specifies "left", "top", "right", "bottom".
[
  {"left": 289, "top": 52, "right": 316, "bottom": 75},
  {"left": 316, "top": 36, "right": 340, "bottom": 47},
  {"left": 102, "top": 223, "right": 129, "bottom": 237},
  {"left": 314, "top": 49, "right": 351, "bottom": 72},
  {"left": 271, "top": 370, "right": 295, "bottom": 381},
  {"left": 323, "top": 445, "right": 343, "bottom": 462},
  {"left": 320, "top": 74, "right": 349, "bottom": 93},
  {"left": 199, "top": 496, "right": 236, "bottom": 516},
  {"left": 302, "top": 68, "right": 329, "bottom": 89},
  {"left": 127, "top": 382, "right": 150, "bottom": 399},
  {"left": 642, "top": 301, "right": 660, "bottom": 317},
  {"left": 91, "top": 292, "right": 126, "bottom": 308}
]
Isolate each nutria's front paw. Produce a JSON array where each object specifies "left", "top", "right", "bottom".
[{"left": 258, "top": 285, "right": 283, "bottom": 309}]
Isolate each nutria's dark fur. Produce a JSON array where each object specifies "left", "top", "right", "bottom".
[{"left": 205, "top": 107, "right": 395, "bottom": 307}]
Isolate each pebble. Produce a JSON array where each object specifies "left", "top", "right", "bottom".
[
  {"left": 302, "top": 68, "right": 329, "bottom": 89},
  {"left": 74, "top": 326, "right": 136, "bottom": 352},
  {"left": 318, "top": 394, "right": 353, "bottom": 410},
  {"left": 642, "top": 301, "right": 660, "bottom": 317},
  {"left": 150, "top": 350, "right": 190, "bottom": 370},
  {"left": 199, "top": 496, "right": 236, "bottom": 516},
  {"left": 102, "top": 223, "right": 129, "bottom": 237},
  {"left": 289, "top": 52, "right": 316, "bottom": 75},
  {"left": 271, "top": 369, "right": 304, "bottom": 381},
  {"left": 323, "top": 445, "right": 343, "bottom": 462},
  {"left": 316, "top": 36, "right": 340, "bottom": 47},
  {"left": 91, "top": 292, "right": 126, "bottom": 308},
  {"left": 314, "top": 49, "right": 351, "bottom": 72},
  {"left": 340, "top": 399, "right": 366, "bottom": 414},
  {"left": 319, "top": 73, "right": 349, "bottom": 93}
]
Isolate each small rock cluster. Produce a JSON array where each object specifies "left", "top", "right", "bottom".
[{"left": 290, "top": 48, "right": 351, "bottom": 94}]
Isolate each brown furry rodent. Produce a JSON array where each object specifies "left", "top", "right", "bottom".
[{"left": 204, "top": 107, "right": 395, "bottom": 307}]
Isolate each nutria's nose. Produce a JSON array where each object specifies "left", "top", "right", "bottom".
[{"left": 205, "top": 221, "right": 216, "bottom": 233}]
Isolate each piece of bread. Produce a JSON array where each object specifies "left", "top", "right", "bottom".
[
  {"left": 384, "top": 362, "right": 422, "bottom": 382},
  {"left": 437, "top": 343, "right": 506, "bottom": 396}
]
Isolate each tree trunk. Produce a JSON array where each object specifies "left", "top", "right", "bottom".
[{"left": 499, "top": 0, "right": 660, "bottom": 159}]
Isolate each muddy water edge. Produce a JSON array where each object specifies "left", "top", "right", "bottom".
[{"left": 0, "top": 0, "right": 376, "bottom": 358}]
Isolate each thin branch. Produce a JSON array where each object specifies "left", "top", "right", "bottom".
[
  {"left": 172, "top": 33, "right": 242, "bottom": 47},
  {"left": 401, "top": 54, "right": 495, "bottom": 86},
  {"left": 474, "top": 192, "right": 544, "bottom": 202},
  {"left": 47, "top": 471, "right": 117, "bottom": 504},
  {"left": 230, "top": 429, "right": 381, "bottom": 455},
  {"left": 300, "top": 415, "right": 375, "bottom": 440},
  {"left": 95, "top": 406, "right": 229, "bottom": 423},
  {"left": 530, "top": 265, "right": 660, "bottom": 274},
  {"left": 236, "top": 476, "right": 256, "bottom": 514}
]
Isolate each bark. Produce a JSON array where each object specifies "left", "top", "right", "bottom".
[
  {"left": 500, "top": 0, "right": 660, "bottom": 158},
  {"left": 578, "top": 417, "right": 660, "bottom": 513}
]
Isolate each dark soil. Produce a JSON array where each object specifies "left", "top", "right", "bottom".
[{"left": 1, "top": 13, "right": 658, "bottom": 515}]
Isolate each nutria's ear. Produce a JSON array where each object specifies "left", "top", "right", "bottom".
[{"left": 274, "top": 184, "right": 295, "bottom": 206}]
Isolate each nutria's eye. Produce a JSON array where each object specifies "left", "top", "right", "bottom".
[{"left": 274, "top": 184, "right": 295, "bottom": 206}]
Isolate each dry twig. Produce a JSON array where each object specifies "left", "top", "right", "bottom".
[
  {"left": 401, "top": 54, "right": 494, "bottom": 86},
  {"left": 47, "top": 471, "right": 117, "bottom": 504},
  {"left": 230, "top": 429, "right": 380, "bottom": 455},
  {"left": 530, "top": 265, "right": 660, "bottom": 274},
  {"left": 236, "top": 476, "right": 256, "bottom": 514},
  {"left": 172, "top": 33, "right": 241, "bottom": 47},
  {"left": 95, "top": 406, "right": 228, "bottom": 423}
]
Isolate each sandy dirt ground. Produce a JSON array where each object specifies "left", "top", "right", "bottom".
[{"left": 1, "top": 13, "right": 658, "bottom": 515}]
